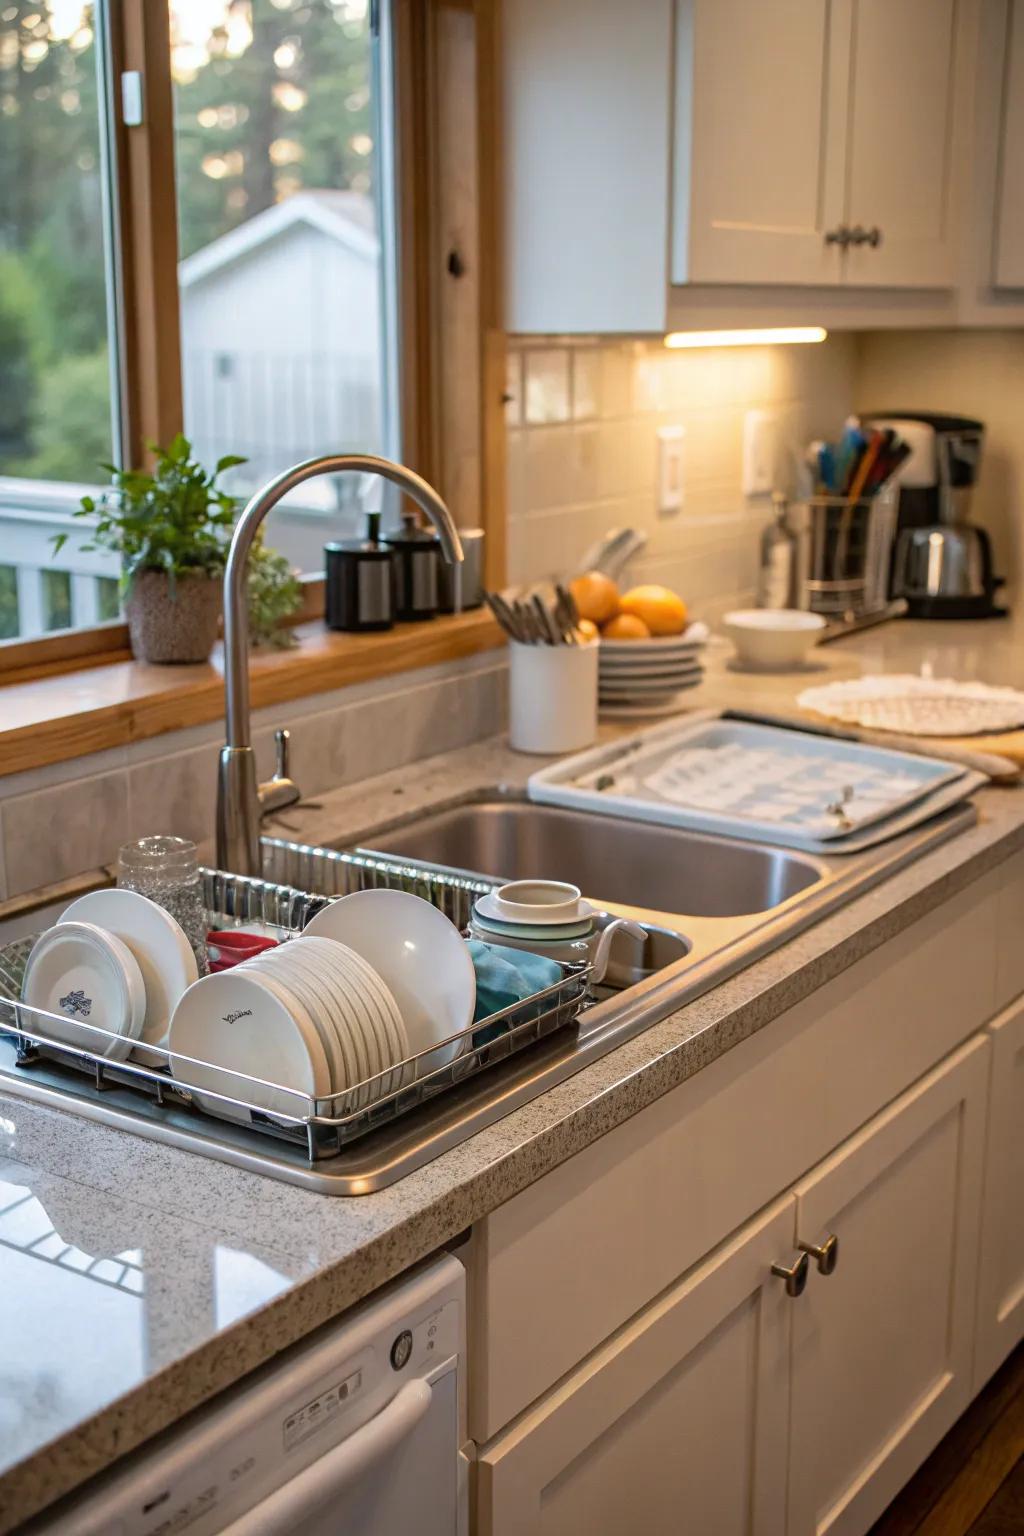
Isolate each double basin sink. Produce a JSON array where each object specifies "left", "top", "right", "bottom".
[{"left": 270, "top": 785, "right": 974, "bottom": 1190}]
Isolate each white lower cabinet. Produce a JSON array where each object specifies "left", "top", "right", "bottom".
[
  {"left": 475, "top": 1198, "right": 796, "bottom": 1536},
  {"left": 974, "top": 997, "right": 1024, "bottom": 1389},
  {"left": 787, "top": 1037, "right": 988, "bottom": 1536},
  {"left": 474, "top": 1037, "right": 992, "bottom": 1536}
]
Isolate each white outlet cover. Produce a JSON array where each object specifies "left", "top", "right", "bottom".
[
  {"left": 742, "top": 409, "right": 778, "bottom": 498},
  {"left": 657, "top": 425, "right": 685, "bottom": 514}
]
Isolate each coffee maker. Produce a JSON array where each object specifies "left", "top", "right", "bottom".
[{"left": 863, "top": 412, "right": 1006, "bottom": 619}]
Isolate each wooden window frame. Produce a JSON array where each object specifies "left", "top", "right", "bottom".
[{"left": 0, "top": 0, "right": 505, "bottom": 688}]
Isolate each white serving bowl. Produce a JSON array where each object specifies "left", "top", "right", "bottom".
[{"left": 722, "top": 609, "right": 827, "bottom": 672}]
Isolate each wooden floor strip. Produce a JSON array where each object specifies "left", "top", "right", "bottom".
[{"left": 869, "top": 1347, "right": 1024, "bottom": 1536}]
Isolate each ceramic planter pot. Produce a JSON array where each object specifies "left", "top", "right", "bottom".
[{"left": 125, "top": 570, "right": 222, "bottom": 664}]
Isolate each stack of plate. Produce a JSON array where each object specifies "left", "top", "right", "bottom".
[
  {"left": 169, "top": 889, "right": 479, "bottom": 1122},
  {"left": 598, "top": 621, "right": 708, "bottom": 717},
  {"left": 168, "top": 934, "right": 409, "bottom": 1119}
]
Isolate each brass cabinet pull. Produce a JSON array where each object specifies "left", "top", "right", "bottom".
[
  {"left": 771, "top": 1252, "right": 810, "bottom": 1297},
  {"left": 799, "top": 1233, "right": 840, "bottom": 1276}
]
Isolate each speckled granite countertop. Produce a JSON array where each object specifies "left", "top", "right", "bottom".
[{"left": 4, "top": 616, "right": 1024, "bottom": 1533}]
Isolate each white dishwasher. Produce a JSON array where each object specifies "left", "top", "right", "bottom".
[{"left": 36, "top": 1254, "right": 467, "bottom": 1536}]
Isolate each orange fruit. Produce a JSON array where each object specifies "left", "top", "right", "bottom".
[
  {"left": 602, "top": 612, "right": 651, "bottom": 640},
  {"left": 569, "top": 570, "right": 620, "bottom": 625},
  {"left": 576, "top": 617, "right": 599, "bottom": 641},
  {"left": 618, "top": 585, "right": 687, "bottom": 636}
]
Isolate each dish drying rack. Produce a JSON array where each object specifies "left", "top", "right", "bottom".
[{"left": 0, "top": 850, "right": 592, "bottom": 1165}]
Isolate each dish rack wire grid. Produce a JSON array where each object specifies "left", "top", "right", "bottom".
[{"left": 0, "top": 849, "right": 592, "bottom": 1163}]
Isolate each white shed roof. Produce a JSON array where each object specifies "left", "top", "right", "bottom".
[{"left": 179, "top": 190, "right": 379, "bottom": 287}]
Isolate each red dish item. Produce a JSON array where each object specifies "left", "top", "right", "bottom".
[{"left": 207, "top": 930, "right": 279, "bottom": 973}]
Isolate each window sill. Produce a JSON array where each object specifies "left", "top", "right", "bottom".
[{"left": 0, "top": 610, "right": 503, "bottom": 777}]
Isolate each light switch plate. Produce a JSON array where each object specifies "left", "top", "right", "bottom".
[
  {"left": 742, "top": 409, "right": 778, "bottom": 497},
  {"left": 657, "top": 425, "right": 685, "bottom": 514}
]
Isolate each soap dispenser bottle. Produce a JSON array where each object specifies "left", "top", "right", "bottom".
[{"left": 757, "top": 492, "right": 797, "bottom": 609}]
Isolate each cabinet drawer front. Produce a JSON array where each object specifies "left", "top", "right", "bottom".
[
  {"left": 975, "top": 995, "right": 1024, "bottom": 1388},
  {"left": 476, "top": 1200, "right": 794, "bottom": 1536},
  {"left": 469, "top": 874, "right": 999, "bottom": 1440},
  {"left": 788, "top": 1038, "right": 989, "bottom": 1536}
]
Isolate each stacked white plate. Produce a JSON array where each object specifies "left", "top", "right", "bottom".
[
  {"left": 598, "top": 621, "right": 708, "bottom": 717},
  {"left": 168, "top": 889, "right": 479, "bottom": 1123},
  {"left": 168, "top": 934, "right": 409, "bottom": 1121}
]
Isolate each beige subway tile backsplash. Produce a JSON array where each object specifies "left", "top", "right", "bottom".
[{"left": 506, "top": 335, "right": 857, "bottom": 601}]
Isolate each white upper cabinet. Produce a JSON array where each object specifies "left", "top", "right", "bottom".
[
  {"left": 503, "top": 0, "right": 674, "bottom": 334},
  {"left": 503, "top": 0, "right": 965, "bottom": 332},
  {"left": 842, "top": 0, "right": 959, "bottom": 287},
  {"left": 679, "top": 0, "right": 845, "bottom": 286},
  {"left": 993, "top": 0, "right": 1024, "bottom": 286},
  {"left": 680, "top": 0, "right": 959, "bottom": 290}
]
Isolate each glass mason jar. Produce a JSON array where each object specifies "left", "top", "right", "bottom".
[{"left": 117, "top": 835, "right": 209, "bottom": 976}]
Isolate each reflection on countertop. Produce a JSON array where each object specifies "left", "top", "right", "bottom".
[{"left": 3, "top": 611, "right": 1024, "bottom": 1534}]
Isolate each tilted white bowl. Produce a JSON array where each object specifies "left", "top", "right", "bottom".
[{"left": 723, "top": 608, "right": 826, "bottom": 672}]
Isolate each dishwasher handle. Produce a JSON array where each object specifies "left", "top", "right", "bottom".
[{"left": 218, "top": 1378, "right": 433, "bottom": 1536}]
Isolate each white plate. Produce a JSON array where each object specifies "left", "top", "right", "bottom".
[
  {"left": 246, "top": 946, "right": 356, "bottom": 1096},
  {"left": 269, "top": 939, "right": 383, "bottom": 1102},
  {"left": 601, "top": 660, "right": 706, "bottom": 678},
  {"left": 302, "top": 890, "right": 476, "bottom": 1070},
  {"left": 21, "top": 921, "right": 146, "bottom": 1062},
  {"left": 281, "top": 936, "right": 410, "bottom": 1100},
  {"left": 168, "top": 969, "right": 332, "bottom": 1119},
  {"left": 60, "top": 889, "right": 198, "bottom": 1063}
]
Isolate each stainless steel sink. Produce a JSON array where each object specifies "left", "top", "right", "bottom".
[{"left": 354, "top": 798, "right": 824, "bottom": 919}]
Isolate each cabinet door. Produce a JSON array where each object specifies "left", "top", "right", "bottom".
[
  {"left": 787, "top": 1038, "right": 988, "bottom": 1536},
  {"left": 994, "top": 0, "right": 1024, "bottom": 287},
  {"left": 680, "top": 0, "right": 846, "bottom": 285},
  {"left": 974, "top": 997, "right": 1024, "bottom": 1388},
  {"left": 842, "top": 0, "right": 959, "bottom": 287},
  {"left": 476, "top": 1199, "right": 796, "bottom": 1536}
]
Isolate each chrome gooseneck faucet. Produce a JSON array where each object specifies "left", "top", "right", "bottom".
[{"left": 216, "top": 453, "right": 464, "bottom": 876}]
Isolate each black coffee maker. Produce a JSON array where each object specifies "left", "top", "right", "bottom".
[{"left": 864, "top": 412, "right": 1006, "bottom": 619}]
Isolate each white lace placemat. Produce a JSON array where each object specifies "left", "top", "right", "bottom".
[{"left": 798, "top": 675, "right": 1024, "bottom": 737}]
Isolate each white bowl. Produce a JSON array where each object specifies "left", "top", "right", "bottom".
[
  {"left": 722, "top": 609, "right": 826, "bottom": 672},
  {"left": 301, "top": 890, "right": 476, "bottom": 1071},
  {"left": 488, "top": 880, "right": 588, "bottom": 925}
]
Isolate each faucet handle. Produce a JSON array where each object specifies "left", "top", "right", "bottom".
[
  {"left": 275, "top": 727, "right": 291, "bottom": 782},
  {"left": 258, "top": 727, "right": 301, "bottom": 819}
]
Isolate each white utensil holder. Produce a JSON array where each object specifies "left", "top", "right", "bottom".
[{"left": 508, "top": 638, "right": 599, "bottom": 754}]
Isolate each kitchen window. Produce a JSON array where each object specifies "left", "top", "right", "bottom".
[{"left": 0, "top": 0, "right": 400, "bottom": 647}]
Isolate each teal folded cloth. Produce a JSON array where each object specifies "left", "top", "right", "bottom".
[{"left": 468, "top": 940, "right": 563, "bottom": 1034}]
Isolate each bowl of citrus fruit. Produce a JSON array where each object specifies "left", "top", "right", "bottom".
[{"left": 568, "top": 572, "right": 707, "bottom": 714}]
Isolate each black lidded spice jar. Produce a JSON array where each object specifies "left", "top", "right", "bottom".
[
  {"left": 383, "top": 509, "right": 441, "bottom": 621},
  {"left": 324, "top": 512, "right": 396, "bottom": 632}
]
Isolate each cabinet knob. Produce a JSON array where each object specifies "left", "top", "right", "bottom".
[
  {"left": 848, "top": 224, "right": 882, "bottom": 248},
  {"left": 799, "top": 1233, "right": 840, "bottom": 1276},
  {"left": 824, "top": 225, "right": 852, "bottom": 248},
  {"left": 771, "top": 1252, "right": 810, "bottom": 1298}
]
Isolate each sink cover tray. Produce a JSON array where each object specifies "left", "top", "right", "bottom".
[{"left": 528, "top": 713, "right": 983, "bottom": 853}]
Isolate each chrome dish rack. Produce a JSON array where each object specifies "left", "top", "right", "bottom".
[{"left": 0, "top": 852, "right": 592, "bottom": 1166}]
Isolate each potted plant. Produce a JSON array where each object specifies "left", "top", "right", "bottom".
[{"left": 54, "top": 435, "right": 301, "bottom": 663}]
